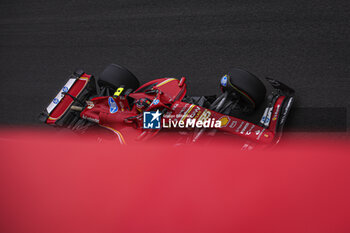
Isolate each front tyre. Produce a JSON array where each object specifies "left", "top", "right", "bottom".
[
  {"left": 220, "top": 68, "right": 266, "bottom": 109},
  {"left": 98, "top": 64, "right": 140, "bottom": 91}
]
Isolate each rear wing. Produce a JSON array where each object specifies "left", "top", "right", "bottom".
[{"left": 39, "top": 69, "right": 96, "bottom": 126}]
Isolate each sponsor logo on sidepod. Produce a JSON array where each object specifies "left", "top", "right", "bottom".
[
  {"left": 151, "top": 99, "right": 160, "bottom": 106},
  {"left": 108, "top": 97, "right": 118, "bottom": 114}
]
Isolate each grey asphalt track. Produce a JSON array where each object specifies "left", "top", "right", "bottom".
[{"left": 0, "top": 0, "right": 349, "bottom": 131}]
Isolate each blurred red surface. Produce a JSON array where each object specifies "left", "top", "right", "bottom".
[{"left": 0, "top": 130, "right": 349, "bottom": 233}]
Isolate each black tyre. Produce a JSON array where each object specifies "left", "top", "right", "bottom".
[
  {"left": 98, "top": 64, "right": 140, "bottom": 91},
  {"left": 220, "top": 68, "right": 266, "bottom": 109}
]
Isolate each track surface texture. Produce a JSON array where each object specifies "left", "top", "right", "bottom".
[{"left": 0, "top": 0, "right": 349, "bottom": 131}]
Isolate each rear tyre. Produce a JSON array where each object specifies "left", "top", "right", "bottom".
[
  {"left": 220, "top": 68, "right": 266, "bottom": 109},
  {"left": 98, "top": 64, "right": 140, "bottom": 91}
]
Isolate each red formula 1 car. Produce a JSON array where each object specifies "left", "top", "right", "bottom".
[{"left": 39, "top": 64, "right": 294, "bottom": 149}]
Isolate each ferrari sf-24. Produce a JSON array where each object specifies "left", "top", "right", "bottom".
[{"left": 39, "top": 64, "right": 294, "bottom": 149}]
